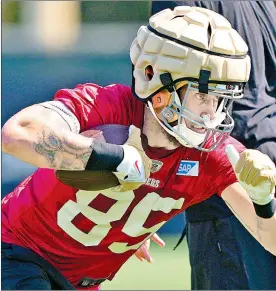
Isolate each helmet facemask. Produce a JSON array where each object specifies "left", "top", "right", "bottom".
[{"left": 148, "top": 78, "right": 243, "bottom": 152}]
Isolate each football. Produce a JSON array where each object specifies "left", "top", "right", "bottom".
[{"left": 55, "top": 124, "right": 129, "bottom": 191}]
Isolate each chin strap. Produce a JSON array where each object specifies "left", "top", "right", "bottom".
[{"left": 173, "top": 122, "right": 206, "bottom": 147}]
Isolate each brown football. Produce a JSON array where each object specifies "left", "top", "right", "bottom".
[{"left": 55, "top": 124, "right": 129, "bottom": 191}]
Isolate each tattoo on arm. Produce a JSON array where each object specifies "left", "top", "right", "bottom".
[
  {"left": 256, "top": 217, "right": 270, "bottom": 231},
  {"left": 34, "top": 129, "right": 92, "bottom": 170}
]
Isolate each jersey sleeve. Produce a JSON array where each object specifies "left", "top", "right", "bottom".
[
  {"left": 210, "top": 137, "right": 246, "bottom": 196},
  {"left": 53, "top": 83, "right": 135, "bottom": 131}
]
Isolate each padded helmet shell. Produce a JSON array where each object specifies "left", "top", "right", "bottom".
[{"left": 130, "top": 6, "right": 251, "bottom": 100}]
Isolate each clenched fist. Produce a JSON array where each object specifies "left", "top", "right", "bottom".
[{"left": 226, "top": 145, "right": 276, "bottom": 205}]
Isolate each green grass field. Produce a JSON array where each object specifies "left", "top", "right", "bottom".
[{"left": 102, "top": 235, "right": 191, "bottom": 290}]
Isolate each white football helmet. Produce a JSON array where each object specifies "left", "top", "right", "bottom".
[{"left": 130, "top": 6, "right": 251, "bottom": 151}]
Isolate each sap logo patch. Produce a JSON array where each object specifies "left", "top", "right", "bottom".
[{"left": 177, "top": 161, "right": 199, "bottom": 176}]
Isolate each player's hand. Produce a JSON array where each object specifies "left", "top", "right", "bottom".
[
  {"left": 226, "top": 145, "right": 276, "bottom": 205},
  {"left": 135, "top": 234, "right": 165, "bottom": 263},
  {"left": 113, "top": 125, "right": 152, "bottom": 192}
]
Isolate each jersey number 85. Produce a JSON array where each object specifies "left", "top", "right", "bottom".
[{"left": 57, "top": 189, "right": 184, "bottom": 253}]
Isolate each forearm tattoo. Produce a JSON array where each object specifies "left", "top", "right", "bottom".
[
  {"left": 34, "top": 129, "right": 92, "bottom": 170},
  {"left": 256, "top": 216, "right": 270, "bottom": 231}
]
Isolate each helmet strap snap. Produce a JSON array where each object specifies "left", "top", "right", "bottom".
[{"left": 198, "top": 69, "right": 211, "bottom": 94}]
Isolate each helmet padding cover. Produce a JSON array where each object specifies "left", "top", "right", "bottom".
[{"left": 130, "top": 6, "right": 251, "bottom": 100}]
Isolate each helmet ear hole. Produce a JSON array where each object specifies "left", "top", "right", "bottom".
[{"left": 145, "top": 65, "right": 154, "bottom": 81}]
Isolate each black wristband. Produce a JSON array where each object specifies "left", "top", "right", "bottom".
[
  {"left": 85, "top": 140, "right": 124, "bottom": 171},
  {"left": 253, "top": 199, "right": 276, "bottom": 219}
]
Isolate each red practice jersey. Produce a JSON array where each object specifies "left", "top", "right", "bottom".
[{"left": 2, "top": 83, "right": 245, "bottom": 288}]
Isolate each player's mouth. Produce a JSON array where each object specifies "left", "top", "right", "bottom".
[
  {"left": 187, "top": 123, "right": 206, "bottom": 134},
  {"left": 169, "top": 119, "right": 207, "bottom": 134}
]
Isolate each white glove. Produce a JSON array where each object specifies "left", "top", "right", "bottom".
[
  {"left": 226, "top": 145, "right": 276, "bottom": 205},
  {"left": 113, "top": 125, "right": 152, "bottom": 192},
  {"left": 116, "top": 144, "right": 146, "bottom": 182}
]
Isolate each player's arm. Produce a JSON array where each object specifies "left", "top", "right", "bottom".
[
  {"left": 2, "top": 102, "right": 94, "bottom": 170},
  {"left": 222, "top": 184, "right": 276, "bottom": 255},
  {"left": 2, "top": 102, "right": 151, "bottom": 188},
  {"left": 222, "top": 147, "right": 276, "bottom": 255}
]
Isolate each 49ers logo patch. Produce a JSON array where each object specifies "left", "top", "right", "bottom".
[{"left": 150, "top": 160, "right": 163, "bottom": 173}]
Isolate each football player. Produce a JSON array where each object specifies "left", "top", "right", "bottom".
[{"left": 2, "top": 6, "right": 276, "bottom": 290}]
